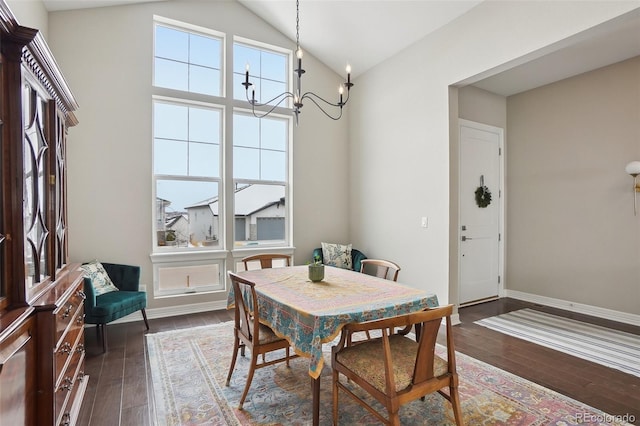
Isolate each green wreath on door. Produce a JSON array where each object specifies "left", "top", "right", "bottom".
[{"left": 474, "top": 175, "right": 492, "bottom": 208}]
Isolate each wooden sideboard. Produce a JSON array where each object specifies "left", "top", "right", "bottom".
[
  {"left": 34, "top": 267, "right": 87, "bottom": 426},
  {"left": 0, "top": 1, "right": 84, "bottom": 424}
]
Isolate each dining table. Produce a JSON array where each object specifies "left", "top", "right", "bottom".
[{"left": 227, "top": 264, "right": 439, "bottom": 425}]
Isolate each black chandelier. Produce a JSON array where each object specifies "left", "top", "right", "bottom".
[{"left": 242, "top": 0, "right": 353, "bottom": 123}]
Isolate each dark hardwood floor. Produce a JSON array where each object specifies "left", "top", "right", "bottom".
[{"left": 77, "top": 298, "right": 640, "bottom": 425}]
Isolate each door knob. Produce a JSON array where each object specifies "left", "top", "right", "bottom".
[{"left": 461, "top": 236, "right": 473, "bottom": 241}]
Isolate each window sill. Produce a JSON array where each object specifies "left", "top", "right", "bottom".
[
  {"left": 154, "top": 287, "right": 225, "bottom": 299},
  {"left": 150, "top": 249, "right": 228, "bottom": 264}
]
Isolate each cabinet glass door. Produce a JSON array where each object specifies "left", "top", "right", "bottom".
[
  {"left": 23, "top": 83, "right": 50, "bottom": 290},
  {"left": 53, "top": 107, "right": 67, "bottom": 271}
]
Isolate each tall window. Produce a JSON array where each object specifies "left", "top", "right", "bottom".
[
  {"left": 233, "top": 112, "right": 288, "bottom": 245},
  {"left": 153, "top": 99, "right": 222, "bottom": 249},
  {"left": 154, "top": 20, "right": 223, "bottom": 96},
  {"left": 152, "top": 17, "right": 291, "bottom": 296}
]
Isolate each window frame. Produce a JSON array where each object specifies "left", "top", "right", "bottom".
[
  {"left": 153, "top": 15, "right": 226, "bottom": 98},
  {"left": 232, "top": 108, "right": 292, "bottom": 248},
  {"left": 152, "top": 95, "right": 225, "bottom": 254},
  {"left": 151, "top": 17, "right": 294, "bottom": 299}
]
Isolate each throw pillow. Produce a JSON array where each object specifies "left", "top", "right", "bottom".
[
  {"left": 81, "top": 260, "right": 119, "bottom": 296},
  {"left": 321, "top": 242, "right": 353, "bottom": 270}
]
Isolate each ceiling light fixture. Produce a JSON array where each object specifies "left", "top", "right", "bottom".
[{"left": 242, "top": 0, "right": 353, "bottom": 124}]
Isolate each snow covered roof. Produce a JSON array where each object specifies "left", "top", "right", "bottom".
[{"left": 185, "top": 184, "right": 285, "bottom": 216}]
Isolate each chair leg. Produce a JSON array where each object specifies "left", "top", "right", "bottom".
[
  {"left": 332, "top": 370, "right": 339, "bottom": 425},
  {"left": 101, "top": 324, "right": 108, "bottom": 353},
  {"left": 389, "top": 412, "right": 401, "bottom": 426},
  {"left": 226, "top": 336, "right": 240, "bottom": 386},
  {"left": 141, "top": 308, "right": 150, "bottom": 330},
  {"left": 238, "top": 351, "right": 259, "bottom": 410},
  {"left": 449, "top": 382, "right": 464, "bottom": 426}
]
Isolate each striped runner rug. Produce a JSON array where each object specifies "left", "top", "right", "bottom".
[{"left": 475, "top": 308, "right": 640, "bottom": 378}]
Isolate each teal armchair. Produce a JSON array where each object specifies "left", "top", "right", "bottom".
[
  {"left": 84, "top": 262, "right": 149, "bottom": 352},
  {"left": 312, "top": 247, "right": 367, "bottom": 272}
]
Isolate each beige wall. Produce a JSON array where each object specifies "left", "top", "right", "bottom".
[
  {"left": 349, "top": 1, "right": 638, "bottom": 307},
  {"left": 458, "top": 87, "right": 507, "bottom": 129},
  {"left": 506, "top": 57, "right": 640, "bottom": 314},
  {"left": 46, "top": 1, "right": 350, "bottom": 310},
  {"left": 6, "top": 0, "right": 48, "bottom": 36}
]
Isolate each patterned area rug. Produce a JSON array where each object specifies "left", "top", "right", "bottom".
[
  {"left": 146, "top": 322, "right": 631, "bottom": 426},
  {"left": 475, "top": 309, "right": 640, "bottom": 378}
]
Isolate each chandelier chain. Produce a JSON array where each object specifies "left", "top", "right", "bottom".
[{"left": 295, "top": 0, "right": 300, "bottom": 50}]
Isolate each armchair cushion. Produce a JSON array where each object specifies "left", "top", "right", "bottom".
[
  {"left": 313, "top": 246, "right": 367, "bottom": 272},
  {"left": 101, "top": 262, "right": 141, "bottom": 292},
  {"left": 321, "top": 242, "right": 352, "bottom": 270},
  {"left": 81, "top": 260, "right": 119, "bottom": 296},
  {"left": 85, "top": 290, "right": 147, "bottom": 324}
]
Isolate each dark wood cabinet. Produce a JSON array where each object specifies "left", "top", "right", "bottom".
[
  {"left": 34, "top": 268, "right": 87, "bottom": 426},
  {"left": 0, "top": 2, "right": 84, "bottom": 424},
  {"left": 0, "top": 309, "right": 37, "bottom": 425}
]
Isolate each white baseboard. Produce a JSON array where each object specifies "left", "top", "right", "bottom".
[
  {"left": 505, "top": 289, "right": 640, "bottom": 327},
  {"left": 451, "top": 313, "right": 461, "bottom": 326}
]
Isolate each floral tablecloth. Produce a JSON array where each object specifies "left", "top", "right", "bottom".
[{"left": 227, "top": 265, "right": 439, "bottom": 378}]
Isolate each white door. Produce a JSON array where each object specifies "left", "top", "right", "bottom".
[{"left": 459, "top": 119, "right": 503, "bottom": 305}]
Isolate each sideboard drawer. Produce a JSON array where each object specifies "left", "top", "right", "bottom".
[
  {"left": 54, "top": 344, "right": 83, "bottom": 424},
  {"left": 54, "top": 307, "right": 84, "bottom": 386},
  {"left": 54, "top": 288, "right": 86, "bottom": 344}
]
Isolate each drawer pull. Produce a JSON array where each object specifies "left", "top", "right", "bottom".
[
  {"left": 77, "top": 290, "right": 86, "bottom": 300},
  {"left": 61, "top": 412, "right": 71, "bottom": 426},
  {"left": 58, "top": 342, "right": 72, "bottom": 355},
  {"left": 76, "top": 314, "right": 84, "bottom": 325},
  {"left": 59, "top": 377, "right": 74, "bottom": 392},
  {"left": 76, "top": 343, "right": 85, "bottom": 354},
  {"left": 61, "top": 304, "right": 74, "bottom": 319},
  {"left": 78, "top": 371, "right": 85, "bottom": 382}
]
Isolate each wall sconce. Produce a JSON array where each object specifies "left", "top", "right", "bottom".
[{"left": 625, "top": 161, "right": 640, "bottom": 215}]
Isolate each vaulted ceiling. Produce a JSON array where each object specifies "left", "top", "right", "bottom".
[{"left": 41, "top": 0, "right": 640, "bottom": 96}]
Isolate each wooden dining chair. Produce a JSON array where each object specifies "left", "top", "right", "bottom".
[
  {"left": 359, "top": 258, "right": 401, "bottom": 282},
  {"left": 331, "top": 304, "right": 464, "bottom": 426},
  {"left": 352, "top": 259, "right": 402, "bottom": 343},
  {"left": 241, "top": 253, "right": 291, "bottom": 271},
  {"left": 226, "top": 271, "right": 297, "bottom": 409}
]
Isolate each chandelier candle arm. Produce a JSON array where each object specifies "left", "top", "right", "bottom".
[{"left": 241, "top": 0, "right": 353, "bottom": 123}]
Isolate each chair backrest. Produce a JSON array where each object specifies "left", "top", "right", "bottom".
[
  {"left": 242, "top": 253, "right": 291, "bottom": 271},
  {"left": 338, "top": 304, "right": 455, "bottom": 394},
  {"left": 359, "top": 259, "right": 401, "bottom": 282},
  {"left": 228, "top": 271, "right": 260, "bottom": 344}
]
